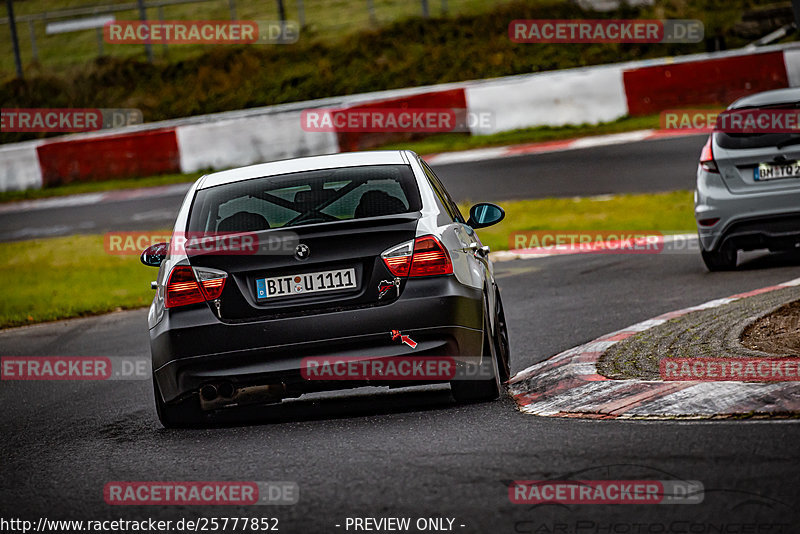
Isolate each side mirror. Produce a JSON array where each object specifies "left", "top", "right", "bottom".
[
  {"left": 466, "top": 203, "right": 505, "bottom": 229},
  {"left": 140, "top": 242, "right": 168, "bottom": 267}
]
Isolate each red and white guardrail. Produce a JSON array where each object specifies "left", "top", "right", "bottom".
[{"left": 2, "top": 43, "right": 799, "bottom": 192}]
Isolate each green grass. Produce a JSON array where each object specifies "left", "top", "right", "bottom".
[
  {"left": 3, "top": 0, "right": 788, "bottom": 78},
  {"left": 467, "top": 191, "right": 696, "bottom": 253},
  {"left": 0, "top": 190, "right": 695, "bottom": 328},
  {"left": 0, "top": 171, "right": 203, "bottom": 203},
  {"left": 380, "top": 114, "right": 662, "bottom": 154},
  {"left": 1, "top": 0, "right": 519, "bottom": 76},
  {"left": 0, "top": 234, "right": 157, "bottom": 328}
]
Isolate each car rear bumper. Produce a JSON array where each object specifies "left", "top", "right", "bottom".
[
  {"left": 711, "top": 213, "right": 800, "bottom": 253},
  {"left": 695, "top": 168, "right": 800, "bottom": 252},
  {"left": 151, "top": 276, "right": 484, "bottom": 404}
]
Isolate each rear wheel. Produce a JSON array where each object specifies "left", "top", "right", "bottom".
[
  {"left": 701, "top": 247, "right": 738, "bottom": 271},
  {"left": 450, "top": 310, "right": 502, "bottom": 403},
  {"left": 493, "top": 288, "right": 511, "bottom": 383}
]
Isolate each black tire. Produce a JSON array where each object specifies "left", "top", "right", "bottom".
[
  {"left": 701, "top": 247, "right": 738, "bottom": 271},
  {"left": 493, "top": 288, "right": 511, "bottom": 383},
  {"left": 450, "top": 309, "right": 502, "bottom": 403},
  {"left": 153, "top": 376, "right": 206, "bottom": 428}
]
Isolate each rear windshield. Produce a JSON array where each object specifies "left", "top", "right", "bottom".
[
  {"left": 187, "top": 164, "right": 421, "bottom": 233},
  {"left": 715, "top": 102, "right": 800, "bottom": 150}
]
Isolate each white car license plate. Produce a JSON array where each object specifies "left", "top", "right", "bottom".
[
  {"left": 256, "top": 268, "right": 357, "bottom": 299},
  {"left": 755, "top": 162, "right": 800, "bottom": 181}
]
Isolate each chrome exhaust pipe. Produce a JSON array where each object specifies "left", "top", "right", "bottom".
[
  {"left": 200, "top": 384, "right": 218, "bottom": 401},
  {"left": 199, "top": 382, "right": 288, "bottom": 411}
]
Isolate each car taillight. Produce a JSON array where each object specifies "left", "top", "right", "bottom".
[
  {"left": 410, "top": 236, "right": 452, "bottom": 276},
  {"left": 698, "top": 218, "right": 720, "bottom": 227},
  {"left": 381, "top": 240, "right": 413, "bottom": 277},
  {"left": 194, "top": 267, "right": 228, "bottom": 300},
  {"left": 382, "top": 236, "right": 453, "bottom": 278},
  {"left": 165, "top": 265, "right": 227, "bottom": 308},
  {"left": 699, "top": 136, "right": 718, "bottom": 173}
]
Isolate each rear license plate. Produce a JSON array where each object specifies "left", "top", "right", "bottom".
[
  {"left": 256, "top": 268, "right": 357, "bottom": 299},
  {"left": 754, "top": 162, "right": 800, "bottom": 181}
]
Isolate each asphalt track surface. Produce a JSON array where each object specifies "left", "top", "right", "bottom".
[
  {"left": 2, "top": 133, "right": 800, "bottom": 530},
  {"left": 0, "top": 134, "right": 706, "bottom": 242},
  {"left": 1, "top": 251, "right": 799, "bottom": 530}
]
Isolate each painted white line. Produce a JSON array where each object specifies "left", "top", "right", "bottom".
[
  {"left": 131, "top": 209, "right": 179, "bottom": 222},
  {"left": 423, "top": 146, "right": 511, "bottom": 166},
  {"left": 519, "top": 381, "right": 633, "bottom": 416},
  {"left": 425, "top": 130, "right": 704, "bottom": 167},
  {"left": 569, "top": 130, "right": 654, "bottom": 149},
  {"left": 0, "top": 221, "right": 97, "bottom": 241},
  {"left": 0, "top": 193, "right": 106, "bottom": 214},
  {"left": 0, "top": 182, "right": 192, "bottom": 215},
  {"left": 623, "top": 382, "right": 792, "bottom": 416}
]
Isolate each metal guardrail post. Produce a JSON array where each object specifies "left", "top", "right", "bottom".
[
  {"left": 276, "top": 0, "right": 286, "bottom": 22},
  {"left": 28, "top": 20, "right": 38, "bottom": 62},
  {"left": 6, "top": 0, "right": 24, "bottom": 78},
  {"left": 794, "top": 0, "right": 800, "bottom": 29},
  {"left": 137, "top": 0, "right": 154, "bottom": 63},
  {"left": 296, "top": 0, "right": 304, "bottom": 27},
  {"left": 96, "top": 27, "right": 104, "bottom": 56},
  {"left": 367, "top": 0, "right": 377, "bottom": 25},
  {"left": 158, "top": 5, "right": 168, "bottom": 56}
]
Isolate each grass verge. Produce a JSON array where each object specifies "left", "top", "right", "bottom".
[
  {"left": 0, "top": 190, "right": 694, "bottom": 328},
  {"left": 462, "top": 190, "right": 695, "bottom": 253},
  {"left": 0, "top": 234, "right": 156, "bottom": 328}
]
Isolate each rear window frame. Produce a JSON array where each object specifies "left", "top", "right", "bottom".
[
  {"left": 715, "top": 102, "right": 800, "bottom": 151},
  {"left": 186, "top": 164, "right": 423, "bottom": 234}
]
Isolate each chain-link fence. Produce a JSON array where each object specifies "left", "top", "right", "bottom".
[{"left": 1, "top": 0, "right": 505, "bottom": 77}]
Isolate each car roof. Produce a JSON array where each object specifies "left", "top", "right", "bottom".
[
  {"left": 729, "top": 88, "right": 800, "bottom": 110},
  {"left": 198, "top": 150, "right": 413, "bottom": 189}
]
